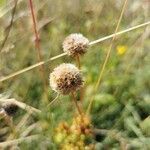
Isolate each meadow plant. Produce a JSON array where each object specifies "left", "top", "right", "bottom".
[
  {"left": 49, "top": 60, "right": 95, "bottom": 148},
  {"left": 0, "top": 0, "right": 150, "bottom": 149}
]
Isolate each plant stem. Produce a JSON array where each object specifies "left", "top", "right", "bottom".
[
  {"left": 28, "top": 0, "right": 48, "bottom": 102},
  {"left": 0, "top": 0, "right": 18, "bottom": 52},
  {"left": 48, "top": 94, "right": 59, "bottom": 107},
  {"left": 87, "top": 0, "right": 128, "bottom": 114},
  {"left": 1, "top": 21, "right": 150, "bottom": 82},
  {"left": 76, "top": 54, "right": 81, "bottom": 69},
  {"left": 71, "top": 92, "right": 82, "bottom": 115}
]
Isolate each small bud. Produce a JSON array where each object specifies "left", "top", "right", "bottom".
[{"left": 63, "top": 33, "right": 89, "bottom": 57}]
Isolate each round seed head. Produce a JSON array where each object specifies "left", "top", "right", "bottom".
[
  {"left": 50, "top": 63, "right": 83, "bottom": 95},
  {"left": 63, "top": 33, "right": 89, "bottom": 57},
  {"left": 2, "top": 102, "right": 18, "bottom": 116}
]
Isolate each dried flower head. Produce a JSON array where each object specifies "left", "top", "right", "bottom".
[
  {"left": 2, "top": 102, "right": 18, "bottom": 116},
  {"left": 63, "top": 33, "right": 89, "bottom": 57},
  {"left": 50, "top": 63, "right": 83, "bottom": 95}
]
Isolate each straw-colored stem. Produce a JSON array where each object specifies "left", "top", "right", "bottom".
[
  {"left": 71, "top": 92, "right": 82, "bottom": 115},
  {"left": 75, "top": 54, "right": 81, "bottom": 69},
  {"left": 48, "top": 94, "right": 59, "bottom": 107},
  {"left": 0, "top": 53, "right": 67, "bottom": 82},
  {"left": 87, "top": 0, "right": 128, "bottom": 114},
  {"left": 0, "top": 22, "right": 150, "bottom": 82},
  {"left": 75, "top": 54, "right": 84, "bottom": 102},
  {"left": 0, "top": 0, "right": 18, "bottom": 52},
  {"left": 79, "top": 87, "right": 85, "bottom": 102},
  {"left": 89, "top": 21, "right": 150, "bottom": 46},
  {"left": 28, "top": 0, "right": 48, "bottom": 102}
]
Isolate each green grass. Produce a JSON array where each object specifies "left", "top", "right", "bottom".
[{"left": 0, "top": 0, "right": 150, "bottom": 149}]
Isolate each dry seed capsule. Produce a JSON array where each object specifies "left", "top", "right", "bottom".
[
  {"left": 2, "top": 102, "right": 18, "bottom": 116},
  {"left": 50, "top": 63, "right": 83, "bottom": 95},
  {"left": 63, "top": 33, "right": 89, "bottom": 57}
]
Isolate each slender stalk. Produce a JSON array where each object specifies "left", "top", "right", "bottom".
[
  {"left": 0, "top": 0, "right": 18, "bottom": 52},
  {"left": 71, "top": 92, "right": 82, "bottom": 115},
  {"left": 89, "top": 21, "right": 150, "bottom": 46},
  {"left": 79, "top": 86, "right": 85, "bottom": 102},
  {"left": 48, "top": 94, "right": 59, "bottom": 107},
  {"left": 76, "top": 54, "right": 81, "bottom": 69},
  {"left": 28, "top": 0, "right": 48, "bottom": 102},
  {"left": 0, "top": 53, "right": 67, "bottom": 82},
  {"left": 0, "top": 21, "right": 150, "bottom": 82},
  {"left": 28, "top": 0, "right": 40, "bottom": 52},
  {"left": 87, "top": 0, "right": 129, "bottom": 114},
  {"left": 75, "top": 54, "right": 84, "bottom": 103}
]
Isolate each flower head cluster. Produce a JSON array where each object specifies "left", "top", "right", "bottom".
[
  {"left": 50, "top": 63, "right": 83, "bottom": 95},
  {"left": 63, "top": 33, "right": 89, "bottom": 57},
  {"left": 53, "top": 115, "right": 94, "bottom": 149}
]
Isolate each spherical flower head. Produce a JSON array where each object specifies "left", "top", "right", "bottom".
[
  {"left": 63, "top": 33, "right": 89, "bottom": 57},
  {"left": 50, "top": 63, "right": 83, "bottom": 95}
]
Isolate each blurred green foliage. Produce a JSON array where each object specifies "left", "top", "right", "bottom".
[{"left": 0, "top": 0, "right": 150, "bottom": 149}]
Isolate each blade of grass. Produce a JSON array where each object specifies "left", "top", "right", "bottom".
[
  {"left": 89, "top": 21, "right": 150, "bottom": 46},
  {"left": 0, "top": 53, "right": 67, "bottom": 82},
  {"left": 0, "top": 0, "right": 24, "bottom": 18},
  {"left": 0, "top": 21, "right": 150, "bottom": 82},
  {"left": 0, "top": 0, "right": 18, "bottom": 52},
  {"left": 87, "top": 0, "right": 129, "bottom": 114}
]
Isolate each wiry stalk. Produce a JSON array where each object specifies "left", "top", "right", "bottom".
[
  {"left": 76, "top": 54, "right": 81, "bottom": 69},
  {"left": 87, "top": 0, "right": 129, "bottom": 114},
  {"left": 0, "top": 0, "right": 18, "bottom": 52},
  {"left": 0, "top": 21, "right": 150, "bottom": 82},
  {"left": 89, "top": 21, "right": 150, "bottom": 46},
  {"left": 0, "top": 53, "right": 67, "bottom": 82},
  {"left": 28, "top": 0, "right": 48, "bottom": 102},
  {"left": 48, "top": 94, "right": 59, "bottom": 107},
  {"left": 71, "top": 92, "right": 82, "bottom": 115}
]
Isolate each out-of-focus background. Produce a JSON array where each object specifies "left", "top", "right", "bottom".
[{"left": 0, "top": 0, "right": 150, "bottom": 149}]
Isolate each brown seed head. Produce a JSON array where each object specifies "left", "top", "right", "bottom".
[
  {"left": 50, "top": 63, "right": 83, "bottom": 95},
  {"left": 63, "top": 33, "right": 89, "bottom": 57},
  {"left": 2, "top": 102, "right": 18, "bottom": 116}
]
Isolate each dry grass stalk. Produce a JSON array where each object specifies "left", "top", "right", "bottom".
[
  {"left": 87, "top": 0, "right": 129, "bottom": 114},
  {"left": 0, "top": 21, "right": 149, "bottom": 82}
]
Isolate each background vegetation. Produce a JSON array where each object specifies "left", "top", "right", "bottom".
[{"left": 0, "top": 0, "right": 150, "bottom": 149}]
